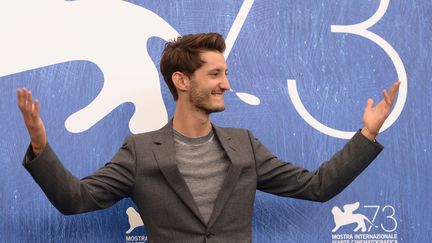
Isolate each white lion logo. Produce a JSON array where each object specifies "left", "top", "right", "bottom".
[
  {"left": 331, "top": 202, "right": 377, "bottom": 233},
  {"left": 126, "top": 207, "right": 144, "bottom": 234},
  {"left": 0, "top": 0, "right": 179, "bottom": 134}
]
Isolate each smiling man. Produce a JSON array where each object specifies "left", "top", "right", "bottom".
[{"left": 18, "top": 33, "right": 400, "bottom": 243}]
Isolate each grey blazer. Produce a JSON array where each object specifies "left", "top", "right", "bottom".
[{"left": 23, "top": 122, "right": 383, "bottom": 243}]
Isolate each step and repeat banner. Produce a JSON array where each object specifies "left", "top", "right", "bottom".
[{"left": 1, "top": 0, "right": 430, "bottom": 242}]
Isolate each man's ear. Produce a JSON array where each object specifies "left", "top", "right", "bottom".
[{"left": 172, "top": 71, "right": 189, "bottom": 92}]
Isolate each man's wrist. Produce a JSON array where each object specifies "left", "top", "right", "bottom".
[
  {"left": 360, "top": 127, "right": 377, "bottom": 142},
  {"left": 31, "top": 142, "right": 46, "bottom": 157}
]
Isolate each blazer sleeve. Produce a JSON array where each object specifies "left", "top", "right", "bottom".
[
  {"left": 22, "top": 136, "right": 137, "bottom": 215},
  {"left": 250, "top": 130, "right": 383, "bottom": 202}
]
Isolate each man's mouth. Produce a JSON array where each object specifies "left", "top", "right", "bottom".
[{"left": 211, "top": 91, "right": 224, "bottom": 96}]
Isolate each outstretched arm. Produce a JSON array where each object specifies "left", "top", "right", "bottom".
[
  {"left": 17, "top": 87, "right": 47, "bottom": 156},
  {"left": 254, "top": 81, "right": 400, "bottom": 201},
  {"left": 361, "top": 81, "right": 401, "bottom": 141},
  {"left": 17, "top": 87, "right": 136, "bottom": 214}
]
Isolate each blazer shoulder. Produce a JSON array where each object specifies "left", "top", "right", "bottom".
[
  {"left": 124, "top": 124, "right": 172, "bottom": 146},
  {"left": 213, "top": 125, "right": 253, "bottom": 141}
]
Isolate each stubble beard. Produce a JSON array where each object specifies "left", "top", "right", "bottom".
[{"left": 189, "top": 84, "right": 225, "bottom": 114}]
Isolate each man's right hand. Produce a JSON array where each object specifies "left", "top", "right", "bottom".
[{"left": 17, "top": 87, "right": 47, "bottom": 156}]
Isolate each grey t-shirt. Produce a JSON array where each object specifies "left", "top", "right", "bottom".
[{"left": 173, "top": 128, "right": 230, "bottom": 224}]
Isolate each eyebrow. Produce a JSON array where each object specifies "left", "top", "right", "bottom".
[{"left": 207, "top": 68, "right": 228, "bottom": 73}]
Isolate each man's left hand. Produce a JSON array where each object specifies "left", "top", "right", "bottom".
[{"left": 361, "top": 81, "right": 401, "bottom": 141}]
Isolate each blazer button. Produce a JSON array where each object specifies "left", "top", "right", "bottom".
[{"left": 206, "top": 232, "right": 212, "bottom": 239}]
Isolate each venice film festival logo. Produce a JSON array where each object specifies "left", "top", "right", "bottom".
[
  {"left": 125, "top": 207, "right": 147, "bottom": 243},
  {"left": 331, "top": 202, "right": 399, "bottom": 243}
]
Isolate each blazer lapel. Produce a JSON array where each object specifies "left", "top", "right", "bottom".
[
  {"left": 152, "top": 123, "right": 206, "bottom": 225},
  {"left": 207, "top": 125, "right": 244, "bottom": 229}
]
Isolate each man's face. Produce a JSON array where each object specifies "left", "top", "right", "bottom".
[{"left": 187, "top": 51, "right": 230, "bottom": 114}]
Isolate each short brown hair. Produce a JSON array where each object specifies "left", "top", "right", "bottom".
[{"left": 160, "top": 32, "right": 226, "bottom": 100}]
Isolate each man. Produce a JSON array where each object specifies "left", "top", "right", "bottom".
[{"left": 17, "top": 33, "right": 400, "bottom": 243}]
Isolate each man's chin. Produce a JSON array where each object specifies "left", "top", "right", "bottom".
[
  {"left": 212, "top": 107, "right": 225, "bottom": 113},
  {"left": 203, "top": 105, "right": 225, "bottom": 114}
]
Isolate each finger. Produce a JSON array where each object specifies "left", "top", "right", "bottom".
[
  {"left": 17, "top": 88, "right": 25, "bottom": 110},
  {"left": 26, "top": 91, "right": 33, "bottom": 113},
  {"left": 383, "top": 89, "right": 391, "bottom": 105},
  {"left": 365, "top": 98, "right": 374, "bottom": 110},
  {"left": 21, "top": 90, "right": 33, "bottom": 123},
  {"left": 32, "top": 100, "right": 41, "bottom": 120},
  {"left": 19, "top": 89, "right": 31, "bottom": 117},
  {"left": 388, "top": 81, "right": 401, "bottom": 100},
  {"left": 21, "top": 88, "right": 29, "bottom": 109}
]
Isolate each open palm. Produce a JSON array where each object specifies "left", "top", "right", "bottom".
[
  {"left": 17, "top": 87, "right": 47, "bottom": 156},
  {"left": 362, "top": 81, "right": 400, "bottom": 140}
]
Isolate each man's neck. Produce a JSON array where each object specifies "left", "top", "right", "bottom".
[{"left": 172, "top": 108, "right": 212, "bottom": 138}]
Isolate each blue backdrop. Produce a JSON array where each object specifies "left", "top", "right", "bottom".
[{"left": 1, "top": 0, "right": 430, "bottom": 242}]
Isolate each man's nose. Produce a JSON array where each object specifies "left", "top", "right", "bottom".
[{"left": 220, "top": 75, "right": 231, "bottom": 91}]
